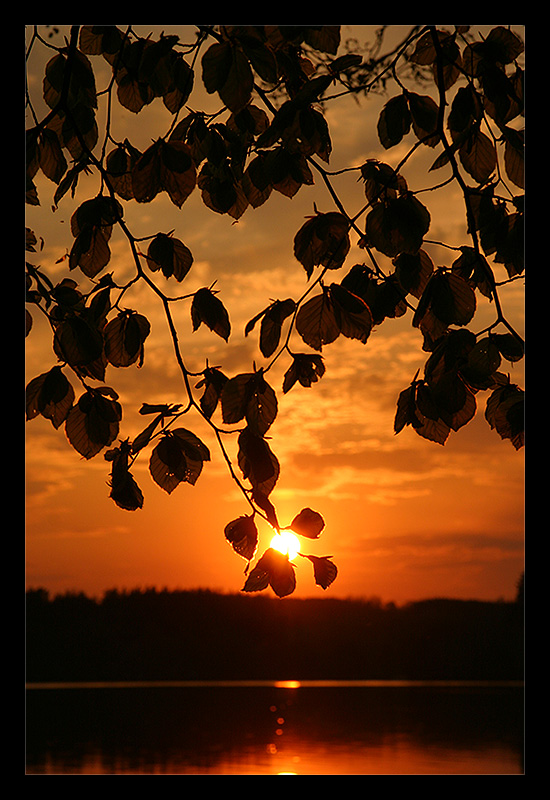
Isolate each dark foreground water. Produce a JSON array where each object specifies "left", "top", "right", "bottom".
[{"left": 25, "top": 681, "right": 524, "bottom": 775}]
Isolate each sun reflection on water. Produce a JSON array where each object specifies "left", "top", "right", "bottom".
[{"left": 273, "top": 680, "right": 301, "bottom": 689}]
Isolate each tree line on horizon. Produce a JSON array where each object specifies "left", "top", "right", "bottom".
[{"left": 26, "top": 583, "right": 524, "bottom": 683}]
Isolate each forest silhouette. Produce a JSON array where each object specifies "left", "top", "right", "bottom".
[{"left": 26, "top": 583, "right": 524, "bottom": 683}]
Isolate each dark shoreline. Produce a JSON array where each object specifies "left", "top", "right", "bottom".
[{"left": 26, "top": 587, "right": 524, "bottom": 683}]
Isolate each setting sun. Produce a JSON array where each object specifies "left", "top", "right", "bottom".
[{"left": 270, "top": 531, "right": 301, "bottom": 561}]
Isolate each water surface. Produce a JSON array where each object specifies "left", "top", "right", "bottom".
[{"left": 25, "top": 681, "right": 524, "bottom": 775}]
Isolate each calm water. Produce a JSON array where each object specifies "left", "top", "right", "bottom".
[{"left": 25, "top": 681, "right": 524, "bottom": 775}]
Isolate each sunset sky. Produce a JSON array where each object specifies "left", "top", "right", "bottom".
[{"left": 25, "top": 25, "right": 525, "bottom": 604}]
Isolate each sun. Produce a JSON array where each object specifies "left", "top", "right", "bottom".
[{"left": 270, "top": 530, "right": 301, "bottom": 561}]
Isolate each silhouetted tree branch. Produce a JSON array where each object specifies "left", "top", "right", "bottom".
[{"left": 26, "top": 25, "right": 524, "bottom": 596}]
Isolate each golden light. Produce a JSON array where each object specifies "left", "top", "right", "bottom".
[{"left": 270, "top": 531, "right": 301, "bottom": 561}]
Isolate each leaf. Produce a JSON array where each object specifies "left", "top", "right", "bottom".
[
  {"left": 202, "top": 40, "right": 253, "bottom": 112},
  {"left": 37, "top": 128, "right": 67, "bottom": 184},
  {"left": 191, "top": 287, "right": 231, "bottom": 341},
  {"left": 502, "top": 127, "right": 524, "bottom": 189},
  {"left": 485, "top": 382, "right": 524, "bottom": 450},
  {"left": 294, "top": 211, "right": 351, "bottom": 278},
  {"left": 282, "top": 353, "right": 325, "bottom": 393},
  {"left": 132, "top": 140, "right": 196, "bottom": 207},
  {"left": 65, "top": 389, "right": 122, "bottom": 459},
  {"left": 132, "top": 140, "right": 163, "bottom": 202},
  {"left": 406, "top": 92, "right": 440, "bottom": 147},
  {"left": 195, "top": 367, "right": 228, "bottom": 419},
  {"left": 360, "top": 159, "right": 408, "bottom": 204},
  {"left": 252, "top": 489, "right": 279, "bottom": 530},
  {"left": 53, "top": 316, "right": 104, "bottom": 367},
  {"left": 159, "top": 140, "right": 197, "bottom": 207},
  {"left": 295, "top": 289, "right": 340, "bottom": 351},
  {"left": 364, "top": 194, "right": 430, "bottom": 258},
  {"left": 393, "top": 249, "right": 434, "bottom": 299},
  {"left": 290, "top": 508, "right": 325, "bottom": 539},
  {"left": 252, "top": 298, "right": 295, "bottom": 358},
  {"left": 69, "top": 226, "right": 112, "bottom": 278},
  {"left": 104, "top": 311, "right": 150, "bottom": 368},
  {"left": 459, "top": 129, "right": 497, "bottom": 184},
  {"left": 459, "top": 337, "right": 502, "bottom": 391},
  {"left": 105, "top": 442, "right": 144, "bottom": 511},
  {"left": 242, "top": 548, "right": 296, "bottom": 598},
  {"left": 377, "top": 94, "right": 411, "bottom": 149},
  {"left": 492, "top": 333, "right": 524, "bottom": 363},
  {"left": 237, "top": 427, "right": 280, "bottom": 497},
  {"left": 43, "top": 50, "right": 97, "bottom": 111},
  {"left": 221, "top": 371, "right": 278, "bottom": 436},
  {"left": 149, "top": 429, "right": 210, "bottom": 493},
  {"left": 224, "top": 515, "right": 258, "bottom": 561},
  {"left": 26, "top": 366, "right": 75, "bottom": 429},
  {"left": 304, "top": 555, "right": 338, "bottom": 590},
  {"left": 145, "top": 233, "right": 193, "bottom": 281},
  {"left": 451, "top": 247, "right": 495, "bottom": 299},
  {"left": 329, "top": 283, "right": 373, "bottom": 344},
  {"left": 414, "top": 271, "right": 476, "bottom": 331}
]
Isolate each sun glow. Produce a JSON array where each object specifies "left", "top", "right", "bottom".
[{"left": 270, "top": 531, "right": 301, "bottom": 561}]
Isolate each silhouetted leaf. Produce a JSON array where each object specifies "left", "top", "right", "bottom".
[
  {"left": 290, "top": 508, "right": 325, "bottom": 539},
  {"left": 149, "top": 428, "right": 210, "bottom": 493},
  {"left": 221, "top": 371, "right": 278, "bottom": 436},
  {"left": 406, "top": 91, "right": 440, "bottom": 147},
  {"left": 329, "top": 283, "right": 373, "bottom": 344},
  {"left": 459, "top": 129, "right": 497, "bottom": 184},
  {"left": 79, "top": 25, "right": 125, "bottom": 57},
  {"left": 36, "top": 128, "right": 67, "bottom": 184},
  {"left": 294, "top": 211, "right": 350, "bottom": 278},
  {"left": 450, "top": 247, "right": 495, "bottom": 299},
  {"left": 198, "top": 162, "right": 249, "bottom": 219},
  {"left": 393, "top": 249, "right": 434, "bottom": 299},
  {"left": 131, "top": 416, "right": 163, "bottom": 454},
  {"left": 502, "top": 127, "right": 524, "bottom": 189},
  {"left": 360, "top": 159, "right": 408, "bottom": 204},
  {"left": 242, "top": 548, "right": 296, "bottom": 597},
  {"left": 104, "top": 311, "right": 151, "bottom": 368},
  {"left": 377, "top": 94, "right": 411, "bottom": 149},
  {"left": 162, "top": 53, "right": 194, "bottom": 114},
  {"left": 26, "top": 366, "right": 74, "bottom": 429},
  {"left": 191, "top": 288, "right": 231, "bottom": 341},
  {"left": 132, "top": 140, "right": 196, "bottom": 207},
  {"left": 195, "top": 367, "right": 228, "bottom": 419},
  {"left": 414, "top": 270, "right": 476, "bottom": 333},
  {"left": 43, "top": 50, "right": 97, "bottom": 110},
  {"left": 237, "top": 427, "right": 280, "bottom": 497},
  {"left": 485, "top": 381, "right": 524, "bottom": 449},
  {"left": 69, "top": 226, "right": 111, "bottom": 278},
  {"left": 245, "top": 298, "right": 295, "bottom": 358},
  {"left": 364, "top": 194, "right": 430, "bottom": 258},
  {"left": 252, "top": 489, "right": 280, "bottom": 530},
  {"left": 145, "top": 233, "right": 193, "bottom": 281},
  {"left": 224, "top": 515, "right": 258, "bottom": 561},
  {"left": 304, "top": 554, "right": 338, "bottom": 589},
  {"left": 65, "top": 388, "right": 122, "bottom": 459},
  {"left": 459, "top": 336, "right": 501, "bottom": 390},
  {"left": 202, "top": 40, "right": 253, "bottom": 112},
  {"left": 492, "top": 333, "right": 524, "bottom": 363},
  {"left": 53, "top": 315, "right": 104, "bottom": 367},
  {"left": 296, "top": 289, "right": 340, "bottom": 351},
  {"left": 304, "top": 26, "right": 340, "bottom": 55},
  {"left": 282, "top": 353, "right": 325, "bottom": 393},
  {"left": 105, "top": 441, "right": 144, "bottom": 511}
]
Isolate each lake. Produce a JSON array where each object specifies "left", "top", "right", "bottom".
[{"left": 25, "top": 681, "right": 524, "bottom": 775}]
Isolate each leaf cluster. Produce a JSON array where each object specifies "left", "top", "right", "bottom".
[{"left": 26, "top": 25, "right": 524, "bottom": 598}]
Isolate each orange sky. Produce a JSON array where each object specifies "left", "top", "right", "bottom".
[{"left": 25, "top": 25, "right": 525, "bottom": 604}]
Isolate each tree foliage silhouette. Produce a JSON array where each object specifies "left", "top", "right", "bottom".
[{"left": 26, "top": 25, "right": 524, "bottom": 597}]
